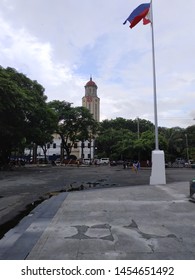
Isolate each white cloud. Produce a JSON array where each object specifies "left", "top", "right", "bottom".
[
  {"left": 0, "top": 13, "right": 80, "bottom": 102},
  {"left": 0, "top": 0, "right": 195, "bottom": 128}
]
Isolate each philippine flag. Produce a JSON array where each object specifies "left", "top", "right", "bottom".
[{"left": 123, "top": 3, "right": 151, "bottom": 29}]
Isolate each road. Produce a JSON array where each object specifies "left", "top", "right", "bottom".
[{"left": 0, "top": 164, "right": 195, "bottom": 238}]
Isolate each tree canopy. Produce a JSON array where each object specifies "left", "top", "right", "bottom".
[
  {"left": 48, "top": 100, "right": 99, "bottom": 159},
  {"left": 96, "top": 118, "right": 195, "bottom": 162},
  {"left": 0, "top": 66, "right": 56, "bottom": 165}
]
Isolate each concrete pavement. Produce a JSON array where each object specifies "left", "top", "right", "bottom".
[{"left": 0, "top": 181, "right": 195, "bottom": 260}]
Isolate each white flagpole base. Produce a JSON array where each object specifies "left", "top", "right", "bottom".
[{"left": 150, "top": 150, "right": 166, "bottom": 185}]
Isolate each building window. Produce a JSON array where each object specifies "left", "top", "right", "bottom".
[
  {"left": 53, "top": 143, "right": 56, "bottom": 149},
  {"left": 74, "top": 143, "right": 78, "bottom": 149},
  {"left": 88, "top": 143, "right": 91, "bottom": 148}
]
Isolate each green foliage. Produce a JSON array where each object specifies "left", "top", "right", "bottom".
[
  {"left": 0, "top": 66, "right": 57, "bottom": 165},
  {"left": 96, "top": 128, "right": 136, "bottom": 160},
  {"left": 101, "top": 117, "right": 154, "bottom": 133},
  {"left": 48, "top": 101, "right": 99, "bottom": 159},
  {"left": 158, "top": 126, "right": 188, "bottom": 162},
  {"left": 96, "top": 117, "right": 156, "bottom": 160},
  {"left": 96, "top": 118, "right": 180, "bottom": 161}
]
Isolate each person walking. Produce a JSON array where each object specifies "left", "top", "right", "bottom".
[
  {"left": 123, "top": 160, "right": 127, "bottom": 169},
  {"left": 132, "top": 162, "right": 137, "bottom": 173},
  {"left": 137, "top": 161, "right": 140, "bottom": 172}
]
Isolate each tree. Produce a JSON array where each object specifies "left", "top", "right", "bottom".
[
  {"left": 48, "top": 101, "right": 99, "bottom": 159},
  {"left": 96, "top": 118, "right": 155, "bottom": 160},
  {"left": 133, "top": 130, "right": 167, "bottom": 161},
  {"left": 96, "top": 128, "right": 120, "bottom": 159},
  {"left": 33, "top": 106, "right": 58, "bottom": 163},
  {"left": 100, "top": 117, "right": 154, "bottom": 133},
  {"left": 96, "top": 128, "right": 136, "bottom": 160},
  {"left": 96, "top": 118, "right": 168, "bottom": 161},
  {"left": 0, "top": 66, "right": 56, "bottom": 166},
  {"left": 183, "top": 125, "right": 195, "bottom": 161},
  {"left": 159, "top": 127, "right": 185, "bottom": 162}
]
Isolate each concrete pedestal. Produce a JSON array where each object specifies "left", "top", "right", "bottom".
[{"left": 150, "top": 150, "right": 166, "bottom": 185}]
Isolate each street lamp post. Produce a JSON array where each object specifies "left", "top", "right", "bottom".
[
  {"left": 137, "top": 117, "right": 140, "bottom": 161},
  {"left": 137, "top": 117, "right": 140, "bottom": 140}
]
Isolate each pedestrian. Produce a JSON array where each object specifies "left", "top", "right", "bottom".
[
  {"left": 123, "top": 160, "right": 127, "bottom": 169},
  {"left": 137, "top": 161, "right": 140, "bottom": 171},
  {"left": 132, "top": 162, "right": 137, "bottom": 173}
]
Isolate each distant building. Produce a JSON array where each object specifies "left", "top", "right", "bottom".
[
  {"left": 82, "top": 77, "right": 100, "bottom": 122},
  {"left": 29, "top": 77, "right": 100, "bottom": 163}
]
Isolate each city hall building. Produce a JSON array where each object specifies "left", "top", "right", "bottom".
[{"left": 35, "top": 77, "right": 100, "bottom": 162}]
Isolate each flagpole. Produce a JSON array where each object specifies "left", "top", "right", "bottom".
[
  {"left": 150, "top": 1, "right": 159, "bottom": 150},
  {"left": 149, "top": 1, "right": 166, "bottom": 185},
  {"left": 122, "top": 1, "right": 166, "bottom": 184}
]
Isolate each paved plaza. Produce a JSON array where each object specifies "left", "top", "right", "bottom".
[{"left": 0, "top": 171, "right": 195, "bottom": 259}]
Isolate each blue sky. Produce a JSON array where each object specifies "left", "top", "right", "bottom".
[{"left": 0, "top": 0, "right": 195, "bottom": 128}]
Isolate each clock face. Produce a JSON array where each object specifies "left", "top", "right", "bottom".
[{"left": 86, "top": 96, "right": 92, "bottom": 102}]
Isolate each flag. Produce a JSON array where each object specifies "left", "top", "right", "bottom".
[{"left": 123, "top": 3, "right": 151, "bottom": 29}]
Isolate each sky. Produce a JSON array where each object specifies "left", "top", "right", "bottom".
[{"left": 0, "top": 0, "right": 195, "bottom": 128}]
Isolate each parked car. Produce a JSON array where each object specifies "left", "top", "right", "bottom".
[{"left": 99, "top": 158, "right": 110, "bottom": 165}]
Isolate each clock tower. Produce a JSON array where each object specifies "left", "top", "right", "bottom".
[{"left": 82, "top": 77, "right": 100, "bottom": 122}]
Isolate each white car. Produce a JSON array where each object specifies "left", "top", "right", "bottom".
[{"left": 99, "top": 158, "right": 110, "bottom": 164}]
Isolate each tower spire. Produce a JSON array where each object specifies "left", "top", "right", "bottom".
[{"left": 82, "top": 77, "right": 100, "bottom": 122}]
